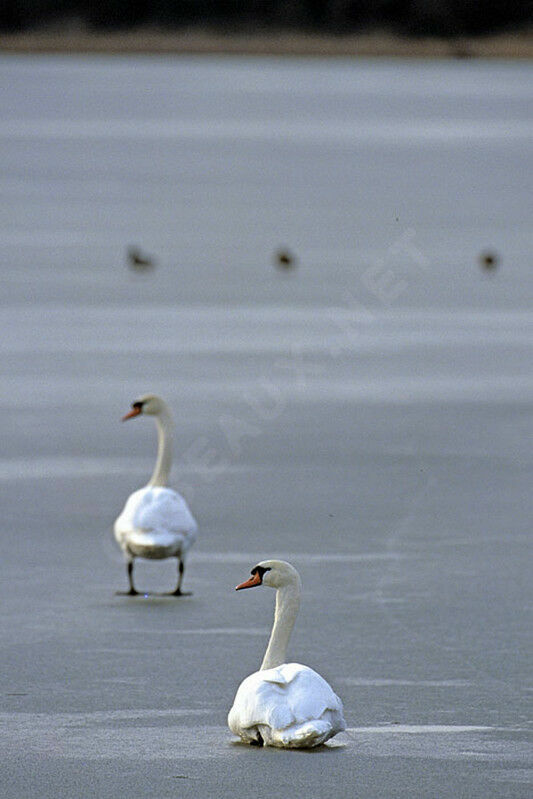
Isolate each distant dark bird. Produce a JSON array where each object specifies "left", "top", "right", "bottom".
[
  {"left": 451, "top": 43, "right": 472, "bottom": 60},
  {"left": 274, "top": 247, "right": 297, "bottom": 271},
  {"left": 127, "top": 245, "right": 156, "bottom": 271},
  {"left": 479, "top": 250, "right": 499, "bottom": 272}
]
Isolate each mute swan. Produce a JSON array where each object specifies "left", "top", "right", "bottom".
[
  {"left": 228, "top": 560, "right": 345, "bottom": 748},
  {"left": 114, "top": 394, "right": 197, "bottom": 595}
]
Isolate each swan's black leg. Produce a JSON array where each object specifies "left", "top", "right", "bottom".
[
  {"left": 171, "top": 557, "right": 191, "bottom": 596},
  {"left": 250, "top": 730, "right": 264, "bottom": 747},
  {"left": 126, "top": 560, "right": 138, "bottom": 595}
]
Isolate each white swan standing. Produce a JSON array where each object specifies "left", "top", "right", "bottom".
[
  {"left": 114, "top": 394, "right": 197, "bottom": 595},
  {"left": 228, "top": 560, "right": 346, "bottom": 748}
]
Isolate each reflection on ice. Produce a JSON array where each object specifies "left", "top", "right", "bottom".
[
  {"left": 339, "top": 678, "right": 473, "bottom": 687},
  {"left": 0, "top": 457, "right": 246, "bottom": 482},
  {"left": 0, "top": 711, "right": 528, "bottom": 767},
  {"left": 0, "top": 117, "right": 532, "bottom": 144}
]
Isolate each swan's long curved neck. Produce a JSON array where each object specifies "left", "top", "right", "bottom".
[
  {"left": 260, "top": 580, "right": 301, "bottom": 670},
  {"left": 148, "top": 408, "right": 174, "bottom": 487}
]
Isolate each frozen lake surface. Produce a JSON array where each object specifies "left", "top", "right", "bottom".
[{"left": 0, "top": 55, "right": 532, "bottom": 798}]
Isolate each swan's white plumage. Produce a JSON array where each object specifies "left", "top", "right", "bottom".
[
  {"left": 228, "top": 663, "right": 346, "bottom": 748},
  {"left": 114, "top": 486, "right": 197, "bottom": 560},
  {"left": 228, "top": 560, "right": 346, "bottom": 748},
  {"left": 113, "top": 394, "right": 198, "bottom": 588}
]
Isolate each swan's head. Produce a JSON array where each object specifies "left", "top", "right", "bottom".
[
  {"left": 235, "top": 559, "right": 301, "bottom": 591},
  {"left": 122, "top": 393, "right": 167, "bottom": 421}
]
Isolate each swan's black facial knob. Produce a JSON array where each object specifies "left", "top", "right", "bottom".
[
  {"left": 122, "top": 401, "right": 144, "bottom": 422},
  {"left": 235, "top": 566, "right": 271, "bottom": 591},
  {"left": 251, "top": 565, "right": 271, "bottom": 580}
]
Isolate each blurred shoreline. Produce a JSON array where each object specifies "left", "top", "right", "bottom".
[{"left": 2, "top": 28, "right": 533, "bottom": 58}]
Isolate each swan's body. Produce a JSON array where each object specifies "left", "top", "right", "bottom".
[
  {"left": 114, "top": 394, "right": 197, "bottom": 595},
  {"left": 228, "top": 560, "right": 345, "bottom": 748},
  {"left": 228, "top": 662, "right": 344, "bottom": 748},
  {"left": 114, "top": 486, "right": 197, "bottom": 560}
]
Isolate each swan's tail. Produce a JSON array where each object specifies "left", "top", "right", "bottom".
[
  {"left": 273, "top": 719, "right": 334, "bottom": 748},
  {"left": 126, "top": 530, "right": 182, "bottom": 559}
]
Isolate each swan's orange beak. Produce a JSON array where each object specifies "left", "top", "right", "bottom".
[
  {"left": 122, "top": 407, "right": 142, "bottom": 422},
  {"left": 235, "top": 572, "right": 262, "bottom": 591}
]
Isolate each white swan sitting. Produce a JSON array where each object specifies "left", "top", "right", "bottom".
[
  {"left": 228, "top": 560, "right": 345, "bottom": 748},
  {"left": 114, "top": 394, "right": 197, "bottom": 595}
]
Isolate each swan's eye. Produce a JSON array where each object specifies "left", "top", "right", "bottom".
[{"left": 132, "top": 401, "right": 144, "bottom": 411}]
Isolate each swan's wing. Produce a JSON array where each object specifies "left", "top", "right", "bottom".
[
  {"left": 133, "top": 487, "right": 197, "bottom": 536},
  {"left": 228, "top": 670, "right": 292, "bottom": 734},
  {"left": 281, "top": 664, "right": 345, "bottom": 726},
  {"left": 114, "top": 489, "right": 146, "bottom": 545},
  {"left": 228, "top": 663, "right": 345, "bottom": 744},
  {"left": 114, "top": 486, "right": 197, "bottom": 554},
  {"left": 261, "top": 667, "right": 289, "bottom": 686}
]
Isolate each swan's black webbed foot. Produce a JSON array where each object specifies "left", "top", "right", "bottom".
[
  {"left": 250, "top": 731, "right": 264, "bottom": 747},
  {"left": 169, "top": 589, "right": 193, "bottom": 597}
]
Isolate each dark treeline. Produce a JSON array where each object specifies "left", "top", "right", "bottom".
[{"left": 1, "top": 1, "right": 532, "bottom": 36}]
